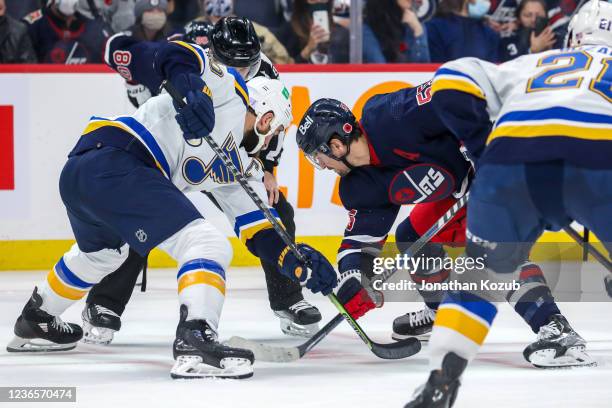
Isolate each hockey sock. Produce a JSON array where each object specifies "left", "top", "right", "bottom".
[
  {"left": 177, "top": 258, "right": 226, "bottom": 329},
  {"left": 428, "top": 290, "right": 497, "bottom": 371},
  {"left": 507, "top": 263, "right": 560, "bottom": 333}
]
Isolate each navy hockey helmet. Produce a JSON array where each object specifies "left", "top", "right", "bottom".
[
  {"left": 296, "top": 98, "right": 359, "bottom": 169},
  {"left": 184, "top": 20, "right": 214, "bottom": 46},
  {"left": 210, "top": 17, "right": 261, "bottom": 68}
]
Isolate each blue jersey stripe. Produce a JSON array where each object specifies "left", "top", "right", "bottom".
[
  {"left": 441, "top": 290, "right": 497, "bottom": 325},
  {"left": 496, "top": 106, "right": 612, "bottom": 126},
  {"left": 233, "top": 208, "right": 280, "bottom": 236},
  {"left": 177, "top": 258, "right": 226, "bottom": 280},
  {"left": 435, "top": 68, "right": 481, "bottom": 87},
  {"left": 56, "top": 258, "right": 94, "bottom": 289},
  {"left": 115, "top": 117, "right": 172, "bottom": 178}
]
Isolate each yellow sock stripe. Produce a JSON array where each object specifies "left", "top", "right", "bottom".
[
  {"left": 434, "top": 306, "right": 490, "bottom": 346},
  {"left": 240, "top": 222, "right": 278, "bottom": 244},
  {"left": 47, "top": 268, "right": 87, "bottom": 301},
  {"left": 431, "top": 78, "right": 485, "bottom": 99},
  {"left": 178, "top": 270, "right": 226, "bottom": 295}
]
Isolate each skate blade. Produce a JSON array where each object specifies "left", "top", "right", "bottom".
[
  {"left": 279, "top": 319, "right": 319, "bottom": 338},
  {"left": 82, "top": 322, "right": 115, "bottom": 345},
  {"left": 170, "top": 355, "right": 253, "bottom": 379},
  {"left": 6, "top": 336, "right": 77, "bottom": 353},
  {"left": 392, "top": 332, "right": 431, "bottom": 342},
  {"left": 529, "top": 346, "right": 597, "bottom": 369}
]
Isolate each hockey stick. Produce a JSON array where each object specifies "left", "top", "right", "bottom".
[
  {"left": 228, "top": 194, "right": 469, "bottom": 362},
  {"left": 163, "top": 81, "right": 420, "bottom": 360},
  {"left": 563, "top": 225, "right": 612, "bottom": 297}
]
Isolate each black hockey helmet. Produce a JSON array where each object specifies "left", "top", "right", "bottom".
[
  {"left": 210, "top": 17, "right": 261, "bottom": 68},
  {"left": 184, "top": 20, "right": 214, "bottom": 46},
  {"left": 296, "top": 98, "right": 360, "bottom": 169}
]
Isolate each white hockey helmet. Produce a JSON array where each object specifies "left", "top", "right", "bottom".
[
  {"left": 246, "top": 77, "right": 293, "bottom": 154},
  {"left": 567, "top": 0, "right": 612, "bottom": 48}
]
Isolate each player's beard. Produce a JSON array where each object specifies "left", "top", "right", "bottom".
[{"left": 241, "top": 127, "right": 259, "bottom": 153}]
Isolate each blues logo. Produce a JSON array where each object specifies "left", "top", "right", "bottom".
[{"left": 182, "top": 134, "right": 244, "bottom": 185}]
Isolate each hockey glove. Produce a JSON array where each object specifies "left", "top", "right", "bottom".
[
  {"left": 278, "top": 244, "right": 337, "bottom": 295},
  {"left": 335, "top": 270, "right": 375, "bottom": 320},
  {"left": 173, "top": 73, "right": 215, "bottom": 141}
]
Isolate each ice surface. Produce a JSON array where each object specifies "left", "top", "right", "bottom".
[{"left": 1, "top": 267, "right": 611, "bottom": 408}]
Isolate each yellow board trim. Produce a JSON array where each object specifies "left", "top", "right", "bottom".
[
  {"left": 47, "top": 268, "right": 87, "bottom": 300},
  {"left": 488, "top": 124, "right": 612, "bottom": 144},
  {"left": 431, "top": 78, "right": 485, "bottom": 99},
  {"left": 0, "top": 232, "right": 602, "bottom": 271},
  {"left": 178, "top": 270, "right": 226, "bottom": 295},
  {"left": 434, "top": 306, "right": 490, "bottom": 346}
]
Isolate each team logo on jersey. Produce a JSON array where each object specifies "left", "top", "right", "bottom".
[
  {"left": 182, "top": 134, "right": 244, "bottom": 185},
  {"left": 416, "top": 80, "right": 433, "bottom": 105}
]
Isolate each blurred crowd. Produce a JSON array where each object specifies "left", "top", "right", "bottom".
[{"left": 0, "top": 0, "right": 581, "bottom": 65}]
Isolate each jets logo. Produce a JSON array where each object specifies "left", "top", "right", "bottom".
[
  {"left": 182, "top": 134, "right": 244, "bottom": 185},
  {"left": 416, "top": 80, "right": 433, "bottom": 105}
]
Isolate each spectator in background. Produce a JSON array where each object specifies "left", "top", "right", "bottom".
[
  {"left": 195, "top": 0, "right": 293, "bottom": 64},
  {"left": 0, "top": 0, "right": 37, "bottom": 62},
  {"left": 500, "top": 0, "right": 556, "bottom": 61},
  {"left": 6, "top": 0, "right": 42, "bottom": 20},
  {"left": 23, "top": 0, "right": 107, "bottom": 63},
  {"left": 363, "top": 0, "right": 430, "bottom": 63},
  {"left": 130, "top": 0, "right": 175, "bottom": 41},
  {"left": 284, "top": 0, "right": 349, "bottom": 64},
  {"left": 426, "top": 0, "right": 500, "bottom": 63},
  {"left": 76, "top": 0, "right": 136, "bottom": 33},
  {"left": 234, "top": 0, "right": 288, "bottom": 36},
  {"left": 167, "top": 0, "right": 200, "bottom": 29}
]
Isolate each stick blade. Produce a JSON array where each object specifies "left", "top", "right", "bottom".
[
  {"left": 371, "top": 337, "right": 421, "bottom": 360},
  {"left": 224, "top": 336, "right": 300, "bottom": 363}
]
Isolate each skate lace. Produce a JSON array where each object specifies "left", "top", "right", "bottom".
[
  {"left": 539, "top": 320, "right": 562, "bottom": 340},
  {"left": 409, "top": 307, "right": 435, "bottom": 327},
  {"left": 288, "top": 300, "right": 314, "bottom": 313},
  {"left": 51, "top": 317, "right": 74, "bottom": 333},
  {"left": 192, "top": 326, "right": 217, "bottom": 343},
  {"left": 94, "top": 305, "right": 120, "bottom": 318}
]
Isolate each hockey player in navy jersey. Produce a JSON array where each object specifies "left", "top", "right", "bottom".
[
  {"left": 6, "top": 37, "right": 338, "bottom": 380},
  {"left": 296, "top": 70, "right": 593, "bottom": 366},
  {"left": 404, "top": 1, "right": 612, "bottom": 406}
]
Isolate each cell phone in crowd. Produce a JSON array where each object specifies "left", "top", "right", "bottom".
[
  {"left": 312, "top": 10, "right": 330, "bottom": 34},
  {"left": 534, "top": 16, "right": 548, "bottom": 35}
]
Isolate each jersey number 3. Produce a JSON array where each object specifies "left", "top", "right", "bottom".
[{"left": 526, "top": 51, "right": 612, "bottom": 102}]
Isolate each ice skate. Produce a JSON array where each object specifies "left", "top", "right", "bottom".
[
  {"left": 7, "top": 288, "right": 83, "bottom": 352},
  {"left": 273, "top": 299, "right": 321, "bottom": 338},
  {"left": 82, "top": 303, "right": 121, "bottom": 345},
  {"left": 393, "top": 306, "right": 436, "bottom": 341}
]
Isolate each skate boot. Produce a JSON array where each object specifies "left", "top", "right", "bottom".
[
  {"left": 393, "top": 306, "right": 436, "bottom": 341},
  {"left": 405, "top": 352, "right": 468, "bottom": 408},
  {"left": 523, "top": 314, "right": 596, "bottom": 368},
  {"left": 273, "top": 299, "right": 322, "bottom": 338},
  {"left": 82, "top": 303, "right": 121, "bottom": 345},
  {"left": 7, "top": 287, "right": 83, "bottom": 352},
  {"left": 171, "top": 305, "right": 254, "bottom": 379}
]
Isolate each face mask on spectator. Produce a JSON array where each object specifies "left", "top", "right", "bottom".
[
  {"left": 55, "top": 0, "right": 79, "bottom": 16},
  {"left": 142, "top": 10, "right": 167, "bottom": 30},
  {"left": 468, "top": 0, "right": 490, "bottom": 18}
]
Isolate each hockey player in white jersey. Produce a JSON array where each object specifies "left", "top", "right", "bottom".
[
  {"left": 406, "top": 1, "right": 612, "bottom": 406},
  {"left": 6, "top": 39, "right": 338, "bottom": 380}
]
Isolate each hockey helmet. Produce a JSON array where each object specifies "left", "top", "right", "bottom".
[
  {"left": 210, "top": 17, "right": 261, "bottom": 68},
  {"left": 567, "top": 0, "right": 612, "bottom": 47},
  {"left": 296, "top": 98, "right": 359, "bottom": 169},
  {"left": 246, "top": 77, "right": 293, "bottom": 154},
  {"left": 184, "top": 20, "right": 215, "bottom": 46}
]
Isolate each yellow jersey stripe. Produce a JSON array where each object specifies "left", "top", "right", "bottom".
[
  {"left": 234, "top": 80, "right": 250, "bottom": 107},
  {"left": 488, "top": 124, "right": 612, "bottom": 144},
  {"left": 172, "top": 41, "right": 205, "bottom": 74},
  {"left": 432, "top": 78, "right": 485, "bottom": 99}
]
